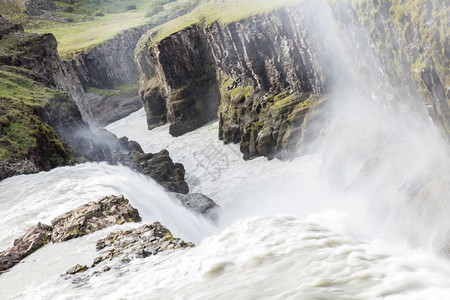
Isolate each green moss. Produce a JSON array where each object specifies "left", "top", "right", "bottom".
[
  {"left": 0, "top": 71, "right": 71, "bottom": 163},
  {"left": 0, "top": 0, "right": 199, "bottom": 59},
  {"left": 66, "top": 226, "right": 86, "bottom": 236}
]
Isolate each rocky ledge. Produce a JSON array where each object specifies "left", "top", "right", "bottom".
[
  {"left": 117, "top": 146, "right": 189, "bottom": 194},
  {"left": 0, "top": 192, "right": 219, "bottom": 274},
  {"left": 66, "top": 222, "right": 194, "bottom": 278},
  {"left": 0, "top": 195, "right": 140, "bottom": 273}
]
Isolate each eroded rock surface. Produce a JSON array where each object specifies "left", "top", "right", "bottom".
[
  {"left": 65, "top": 222, "right": 194, "bottom": 279},
  {"left": 136, "top": 0, "right": 449, "bottom": 160},
  {"left": 51, "top": 195, "right": 141, "bottom": 243},
  {"left": 0, "top": 222, "right": 52, "bottom": 273},
  {"left": 0, "top": 195, "right": 140, "bottom": 273},
  {"left": 118, "top": 149, "right": 189, "bottom": 194}
]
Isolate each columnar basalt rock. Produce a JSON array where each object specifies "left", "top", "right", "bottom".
[
  {"left": 135, "top": 6, "right": 331, "bottom": 160},
  {"left": 136, "top": 1, "right": 449, "bottom": 160}
]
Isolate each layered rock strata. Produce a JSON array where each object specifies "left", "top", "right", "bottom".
[{"left": 136, "top": 0, "right": 449, "bottom": 159}]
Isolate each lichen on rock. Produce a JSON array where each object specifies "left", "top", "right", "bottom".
[
  {"left": 0, "top": 194, "right": 141, "bottom": 273},
  {"left": 65, "top": 222, "right": 194, "bottom": 278},
  {"left": 51, "top": 195, "right": 141, "bottom": 243}
]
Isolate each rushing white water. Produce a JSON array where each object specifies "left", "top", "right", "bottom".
[{"left": 0, "top": 107, "right": 448, "bottom": 299}]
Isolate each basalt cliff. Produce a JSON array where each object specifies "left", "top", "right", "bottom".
[{"left": 136, "top": 0, "right": 448, "bottom": 160}]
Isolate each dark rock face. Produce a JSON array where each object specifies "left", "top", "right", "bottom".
[
  {"left": 136, "top": 26, "right": 221, "bottom": 137},
  {"left": 0, "top": 195, "right": 141, "bottom": 273},
  {"left": 118, "top": 149, "right": 189, "bottom": 194},
  {"left": 71, "top": 26, "right": 152, "bottom": 90},
  {"left": 65, "top": 222, "right": 194, "bottom": 278},
  {"left": 85, "top": 90, "right": 142, "bottom": 126},
  {"left": 136, "top": 1, "right": 449, "bottom": 159},
  {"left": 135, "top": 6, "right": 329, "bottom": 160}
]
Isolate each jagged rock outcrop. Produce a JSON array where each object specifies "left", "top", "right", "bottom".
[
  {"left": 136, "top": 5, "right": 333, "bottom": 159},
  {"left": 0, "top": 16, "right": 163, "bottom": 179},
  {"left": 65, "top": 222, "right": 194, "bottom": 279},
  {"left": 0, "top": 195, "right": 140, "bottom": 273},
  {"left": 118, "top": 148, "right": 189, "bottom": 194},
  {"left": 51, "top": 195, "right": 141, "bottom": 243},
  {"left": 136, "top": 0, "right": 449, "bottom": 159},
  {"left": 0, "top": 222, "right": 52, "bottom": 273},
  {"left": 0, "top": 21, "right": 79, "bottom": 176}
]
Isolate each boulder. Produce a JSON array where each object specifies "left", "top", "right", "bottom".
[
  {"left": 0, "top": 222, "right": 52, "bottom": 273},
  {"left": 66, "top": 222, "right": 194, "bottom": 277},
  {"left": 51, "top": 195, "right": 141, "bottom": 243},
  {"left": 118, "top": 149, "right": 189, "bottom": 194},
  {"left": 173, "top": 193, "right": 220, "bottom": 218},
  {"left": 0, "top": 195, "right": 141, "bottom": 273}
]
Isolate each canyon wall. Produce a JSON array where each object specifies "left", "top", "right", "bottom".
[
  {"left": 0, "top": 15, "right": 127, "bottom": 178},
  {"left": 136, "top": 0, "right": 448, "bottom": 160}
]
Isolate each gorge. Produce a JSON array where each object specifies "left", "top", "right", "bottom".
[{"left": 0, "top": 0, "right": 449, "bottom": 299}]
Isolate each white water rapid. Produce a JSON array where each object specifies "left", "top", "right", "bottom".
[{"left": 1, "top": 1, "right": 449, "bottom": 299}]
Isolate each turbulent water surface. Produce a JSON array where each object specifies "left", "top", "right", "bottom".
[{"left": 0, "top": 108, "right": 449, "bottom": 299}]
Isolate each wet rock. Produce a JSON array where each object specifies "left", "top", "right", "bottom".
[
  {"left": 86, "top": 90, "right": 142, "bottom": 126},
  {"left": 92, "top": 222, "right": 194, "bottom": 266},
  {"left": 66, "top": 264, "right": 88, "bottom": 275},
  {"left": 118, "top": 149, "right": 189, "bottom": 194},
  {"left": 66, "top": 222, "right": 194, "bottom": 278},
  {"left": 136, "top": 1, "right": 449, "bottom": 159},
  {"left": 0, "top": 159, "right": 39, "bottom": 180},
  {"left": 0, "top": 195, "right": 141, "bottom": 274},
  {"left": 51, "top": 195, "right": 141, "bottom": 243},
  {"left": 173, "top": 193, "right": 221, "bottom": 217},
  {"left": 0, "top": 222, "right": 52, "bottom": 273}
]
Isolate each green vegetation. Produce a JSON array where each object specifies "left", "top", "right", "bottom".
[
  {"left": 0, "top": 71, "right": 69, "bottom": 161},
  {"left": 149, "top": 0, "right": 304, "bottom": 44},
  {"left": 0, "top": 0, "right": 199, "bottom": 59}
]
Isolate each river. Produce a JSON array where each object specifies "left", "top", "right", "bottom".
[{"left": 0, "top": 107, "right": 449, "bottom": 299}]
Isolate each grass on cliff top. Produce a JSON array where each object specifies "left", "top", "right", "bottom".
[
  {"left": 32, "top": 10, "right": 150, "bottom": 59},
  {"left": 149, "top": 0, "right": 304, "bottom": 44},
  {"left": 0, "top": 71, "right": 67, "bottom": 160},
  {"left": 0, "top": 0, "right": 197, "bottom": 59},
  {"left": 0, "top": 71, "right": 61, "bottom": 107}
]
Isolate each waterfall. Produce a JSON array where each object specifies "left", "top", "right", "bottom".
[{"left": 0, "top": 0, "right": 449, "bottom": 298}]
